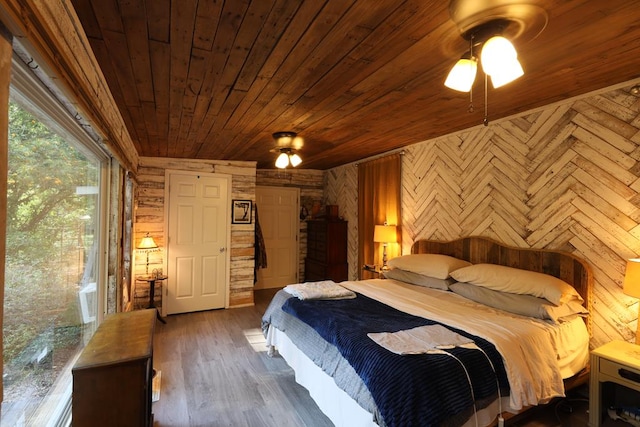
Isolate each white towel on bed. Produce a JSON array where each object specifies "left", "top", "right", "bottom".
[
  {"left": 284, "top": 280, "right": 356, "bottom": 300},
  {"left": 368, "top": 324, "right": 474, "bottom": 355}
]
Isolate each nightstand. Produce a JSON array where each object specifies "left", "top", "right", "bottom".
[
  {"left": 590, "top": 340, "right": 640, "bottom": 426},
  {"left": 362, "top": 264, "right": 385, "bottom": 278}
]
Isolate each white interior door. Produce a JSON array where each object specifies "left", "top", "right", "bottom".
[
  {"left": 255, "top": 186, "right": 299, "bottom": 289},
  {"left": 165, "top": 171, "right": 229, "bottom": 314}
]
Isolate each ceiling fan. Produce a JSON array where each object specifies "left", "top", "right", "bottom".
[{"left": 270, "top": 131, "right": 304, "bottom": 169}]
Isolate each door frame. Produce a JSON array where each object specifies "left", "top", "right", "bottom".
[{"left": 162, "top": 169, "right": 232, "bottom": 315}]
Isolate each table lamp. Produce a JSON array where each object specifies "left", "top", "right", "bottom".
[
  {"left": 374, "top": 224, "right": 397, "bottom": 270},
  {"left": 623, "top": 258, "right": 640, "bottom": 344},
  {"left": 137, "top": 233, "right": 158, "bottom": 275}
]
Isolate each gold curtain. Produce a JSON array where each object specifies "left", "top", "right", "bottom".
[{"left": 358, "top": 153, "right": 402, "bottom": 278}]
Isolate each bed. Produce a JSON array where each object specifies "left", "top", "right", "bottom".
[{"left": 261, "top": 236, "right": 592, "bottom": 427}]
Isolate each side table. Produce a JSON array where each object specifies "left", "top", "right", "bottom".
[
  {"left": 137, "top": 275, "right": 167, "bottom": 323},
  {"left": 590, "top": 340, "right": 640, "bottom": 426},
  {"left": 362, "top": 264, "right": 385, "bottom": 278}
]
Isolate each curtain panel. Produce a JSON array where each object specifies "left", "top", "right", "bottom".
[{"left": 358, "top": 153, "right": 402, "bottom": 278}]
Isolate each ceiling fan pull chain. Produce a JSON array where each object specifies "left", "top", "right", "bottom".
[
  {"left": 468, "top": 35, "right": 475, "bottom": 113},
  {"left": 483, "top": 73, "right": 489, "bottom": 126}
]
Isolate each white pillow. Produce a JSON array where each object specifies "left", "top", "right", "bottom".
[
  {"left": 449, "top": 263, "right": 583, "bottom": 306},
  {"left": 387, "top": 254, "right": 471, "bottom": 280},
  {"left": 449, "top": 282, "right": 588, "bottom": 323},
  {"left": 383, "top": 268, "right": 453, "bottom": 290}
]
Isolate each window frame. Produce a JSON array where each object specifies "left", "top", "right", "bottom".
[{"left": 5, "top": 47, "right": 112, "bottom": 427}]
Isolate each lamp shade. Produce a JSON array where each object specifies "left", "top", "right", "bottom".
[
  {"left": 444, "top": 57, "right": 478, "bottom": 92},
  {"left": 481, "top": 36, "right": 524, "bottom": 87},
  {"left": 481, "top": 36, "right": 517, "bottom": 75},
  {"left": 138, "top": 233, "right": 158, "bottom": 250},
  {"left": 488, "top": 58, "right": 524, "bottom": 88},
  {"left": 623, "top": 258, "right": 640, "bottom": 298},
  {"left": 373, "top": 225, "right": 397, "bottom": 243},
  {"left": 289, "top": 153, "right": 302, "bottom": 167}
]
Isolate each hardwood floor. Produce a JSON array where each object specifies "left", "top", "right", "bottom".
[{"left": 152, "top": 289, "right": 590, "bottom": 427}]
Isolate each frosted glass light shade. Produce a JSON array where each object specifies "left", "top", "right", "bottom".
[
  {"left": 289, "top": 153, "right": 302, "bottom": 167},
  {"left": 481, "top": 36, "right": 523, "bottom": 88},
  {"left": 481, "top": 36, "right": 517, "bottom": 74},
  {"left": 275, "top": 152, "right": 290, "bottom": 168},
  {"left": 489, "top": 58, "right": 524, "bottom": 88},
  {"left": 444, "top": 57, "right": 478, "bottom": 92}
]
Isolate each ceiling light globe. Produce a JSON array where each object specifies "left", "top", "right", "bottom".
[
  {"left": 481, "top": 36, "right": 518, "bottom": 77},
  {"left": 444, "top": 57, "right": 478, "bottom": 92},
  {"left": 275, "top": 152, "right": 290, "bottom": 168},
  {"left": 289, "top": 153, "right": 302, "bottom": 167},
  {"left": 489, "top": 58, "right": 524, "bottom": 88}
]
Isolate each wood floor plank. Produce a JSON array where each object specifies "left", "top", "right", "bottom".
[{"left": 152, "top": 288, "right": 332, "bottom": 427}]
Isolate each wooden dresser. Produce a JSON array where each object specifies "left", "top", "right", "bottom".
[
  {"left": 305, "top": 219, "right": 348, "bottom": 282},
  {"left": 72, "top": 309, "right": 156, "bottom": 427}
]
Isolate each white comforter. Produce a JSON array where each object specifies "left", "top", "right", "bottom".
[{"left": 341, "top": 279, "right": 589, "bottom": 411}]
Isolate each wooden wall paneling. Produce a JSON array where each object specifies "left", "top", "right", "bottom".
[
  {"left": 106, "top": 162, "right": 123, "bottom": 314},
  {"left": 324, "top": 165, "right": 358, "bottom": 279},
  {"left": 326, "top": 82, "right": 640, "bottom": 348}
]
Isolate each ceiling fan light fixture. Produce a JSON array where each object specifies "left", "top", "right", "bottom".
[
  {"left": 272, "top": 131, "right": 303, "bottom": 169},
  {"left": 444, "top": 55, "right": 478, "bottom": 92}
]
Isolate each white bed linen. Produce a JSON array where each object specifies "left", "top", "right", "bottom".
[{"left": 339, "top": 279, "right": 589, "bottom": 410}]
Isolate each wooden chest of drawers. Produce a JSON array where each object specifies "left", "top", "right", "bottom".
[
  {"left": 72, "top": 309, "right": 156, "bottom": 427},
  {"left": 305, "top": 219, "right": 348, "bottom": 282}
]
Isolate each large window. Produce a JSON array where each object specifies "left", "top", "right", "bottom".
[{"left": 2, "top": 57, "right": 108, "bottom": 426}]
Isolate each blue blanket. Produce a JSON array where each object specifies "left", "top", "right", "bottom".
[{"left": 282, "top": 293, "right": 509, "bottom": 427}]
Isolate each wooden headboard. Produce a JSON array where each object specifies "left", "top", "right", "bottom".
[{"left": 411, "top": 236, "right": 593, "bottom": 335}]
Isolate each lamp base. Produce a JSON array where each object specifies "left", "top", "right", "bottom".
[{"left": 382, "top": 245, "right": 389, "bottom": 271}]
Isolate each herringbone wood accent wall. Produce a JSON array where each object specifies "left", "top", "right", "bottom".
[
  {"left": 327, "top": 83, "right": 640, "bottom": 348},
  {"left": 325, "top": 167, "right": 359, "bottom": 280}
]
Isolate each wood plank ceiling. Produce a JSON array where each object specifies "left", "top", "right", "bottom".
[{"left": 69, "top": 0, "right": 640, "bottom": 170}]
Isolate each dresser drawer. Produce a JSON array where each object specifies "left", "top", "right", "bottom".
[{"left": 601, "top": 358, "right": 640, "bottom": 388}]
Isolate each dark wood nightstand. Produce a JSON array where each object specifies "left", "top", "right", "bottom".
[
  {"left": 137, "top": 275, "right": 167, "bottom": 323},
  {"left": 362, "top": 264, "right": 385, "bottom": 278}
]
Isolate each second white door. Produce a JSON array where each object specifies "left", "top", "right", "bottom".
[
  {"left": 255, "top": 186, "right": 299, "bottom": 289},
  {"left": 165, "top": 171, "right": 229, "bottom": 315}
]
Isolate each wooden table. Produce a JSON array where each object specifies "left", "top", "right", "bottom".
[{"left": 137, "top": 275, "right": 167, "bottom": 323}]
